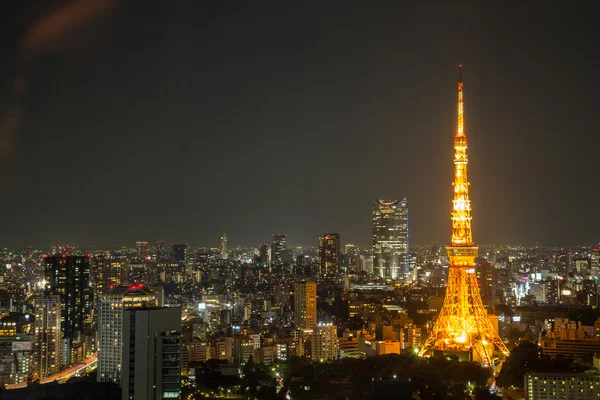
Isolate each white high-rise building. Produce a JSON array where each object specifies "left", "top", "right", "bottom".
[
  {"left": 33, "top": 295, "right": 62, "bottom": 380},
  {"left": 97, "top": 285, "right": 156, "bottom": 384},
  {"left": 372, "top": 199, "right": 409, "bottom": 279}
]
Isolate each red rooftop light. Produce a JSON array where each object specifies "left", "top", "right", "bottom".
[{"left": 129, "top": 284, "right": 144, "bottom": 290}]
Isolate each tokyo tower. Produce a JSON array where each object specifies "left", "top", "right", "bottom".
[{"left": 418, "top": 66, "right": 509, "bottom": 365}]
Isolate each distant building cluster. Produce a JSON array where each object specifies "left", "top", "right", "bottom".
[{"left": 0, "top": 218, "right": 599, "bottom": 399}]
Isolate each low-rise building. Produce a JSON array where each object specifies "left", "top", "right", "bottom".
[{"left": 525, "top": 372, "right": 600, "bottom": 399}]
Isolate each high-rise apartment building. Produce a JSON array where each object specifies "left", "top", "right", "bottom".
[
  {"left": 97, "top": 285, "right": 157, "bottom": 384},
  {"left": 318, "top": 233, "right": 341, "bottom": 279},
  {"left": 271, "top": 234, "right": 287, "bottom": 266},
  {"left": 372, "top": 199, "right": 408, "bottom": 279},
  {"left": 294, "top": 281, "right": 317, "bottom": 329},
  {"left": 311, "top": 324, "right": 338, "bottom": 362},
  {"left": 95, "top": 255, "right": 128, "bottom": 294},
  {"left": 44, "top": 255, "right": 92, "bottom": 340},
  {"left": 122, "top": 307, "right": 181, "bottom": 400},
  {"left": 33, "top": 295, "right": 62, "bottom": 379},
  {"left": 219, "top": 234, "right": 228, "bottom": 259}
]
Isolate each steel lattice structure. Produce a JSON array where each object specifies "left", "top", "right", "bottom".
[{"left": 418, "top": 66, "right": 510, "bottom": 365}]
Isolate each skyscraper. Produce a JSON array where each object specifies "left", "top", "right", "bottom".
[
  {"left": 97, "top": 285, "right": 157, "bottom": 384},
  {"left": 271, "top": 234, "right": 287, "bottom": 266},
  {"left": 44, "top": 255, "right": 92, "bottom": 340},
  {"left": 476, "top": 261, "right": 494, "bottom": 307},
  {"left": 172, "top": 243, "right": 187, "bottom": 263},
  {"left": 135, "top": 242, "right": 149, "bottom": 259},
  {"left": 294, "top": 281, "right": 317, "bottom": 329},
  {"left": 156, "top": 240, "right": 166, "bottom": 262},
  {"left": 318, "top": 233, "right": 341, "bottom": 279},
  {"left": 33, "top": 295, "right": 62, "bottom": 379},
  {"left": 95, "top": 254, "right": 128, "bottom": 294},
  {"left": 121, "top": 307, "right": 181, "bottom": 400},
  {"left": 372, "top": 199, "right": 408, "bottom": 279},
  {"left": 219, "top": 233, "right": 228, "bottom": 259},
  {"left": 258, "top": 243, "right": 269, "bottom": 266}
]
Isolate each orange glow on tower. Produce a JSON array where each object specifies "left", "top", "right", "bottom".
[{"left": 418, "top": 66, "right": 509, "bottom": 365}]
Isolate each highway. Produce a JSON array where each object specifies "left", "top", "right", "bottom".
[{"left": 5, "top": 353, "right": 97, "bottom": 390}]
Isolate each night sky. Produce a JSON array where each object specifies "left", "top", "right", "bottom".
[{"left": 0, "top": 1, "right": 598, "bottom": 248}]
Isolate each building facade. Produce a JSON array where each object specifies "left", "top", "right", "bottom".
[
  {"left": 525, "top": 372, "right": 600, "bottom": 399},
  {"left": 311, "top": 324, "right": 338, "bottom": 362},
  {"left": 97, "top": 285, "right": 157, "bottom": 384},
  {"left": 172, "top": 244, "right": 187, "bottom": 263},
  {"left": 219, "top": 234, "right": 228, "bottom": 259},
  {"left": 372, "top": 199, "right": 408, "bottom": 279},
  {"left": 271, "top": 234, "right": 287, "bottom": 266},
  {"left": 318, "top": 233, "right": 341, "bottom": 279},
  {"left": 122, "top": 307, "right": 181, "bottom": 400},
  {"left": 95, "top": 255, "right": 128, "bottom": 294},
  {"left": 294, "top": 281, "right": 317, "bottom": 329},
  {"left": 44, "top": 255, "right": 92, "bottom": 339},
  {"left": 33, "top": 295, "right": 62, "bottom": 379},
  {"left": 135, "top": 242, "right": 149, "bottom": 259}
]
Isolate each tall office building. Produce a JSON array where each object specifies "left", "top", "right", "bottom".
[
  {"left": 591, "top": 245, "right": 600, "bottom": 274},
  {"left": 318, "top": 233, "right": 341, "bottom": 278},
  {"left": 135, "top": 242, "right": 149, "bottom": 259},
  {"left": 271, "top": 234, "right": 287, "bottom": 266},
  {"left": 258, "top": 243, "right": 269, "bottom": 266},
  {"left": 294, "top": 281, "right": 317, "bottom": 329},
  {"left": 33, "top": 295, "right": 62, "bottom": 379},
  {"left": 476, "top": 261, "right": 494, "bottom": 306},
  {"left": 122, "top": 307, "right": 181, "bottom": 400},
  {"left": 219, "top": 234, "right": 228, "bottom": 259},
  {"left": 44, "top": 255, "right": 92, "bottom": 340},
  {"left": 156, "top": 241, "right": 166, "bottom": 262},
  {"left": 172, "top": 244, "right": 187, "bottom": 263},
  {"left": 372, "top": 199, "right": 409, "bottom": 279},
  {"left": 296, "top": 254, "right": 312, "bottom": 277},
  {"left": 97, "top": 285, "right": 157, "bottom": 384},
  {"left": 95, "top": 255, "right": 128, "bottom": 294}
]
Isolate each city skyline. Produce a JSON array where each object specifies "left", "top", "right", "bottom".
[
  {"left": 0, "top": 2, "right": 598, "bottom": 248},
  {"left": 2, "top": 3, "right": 600, "bottom": 399}
]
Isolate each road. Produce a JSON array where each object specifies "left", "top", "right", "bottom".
[{"left": 5, "top": 353, "right": 97, "bottom": 390}]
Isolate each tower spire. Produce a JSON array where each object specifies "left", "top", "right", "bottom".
[{"left": 451, "top": 65, "right": 471, "bottom": 246}]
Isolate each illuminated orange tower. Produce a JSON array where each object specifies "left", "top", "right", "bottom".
[{"left": 418, "top": 66, "right": 509, "bottom": 365}]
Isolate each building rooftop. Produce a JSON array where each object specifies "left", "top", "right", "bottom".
[{"left": 527, "top": 371, "right": 600, "bottom": 378}]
